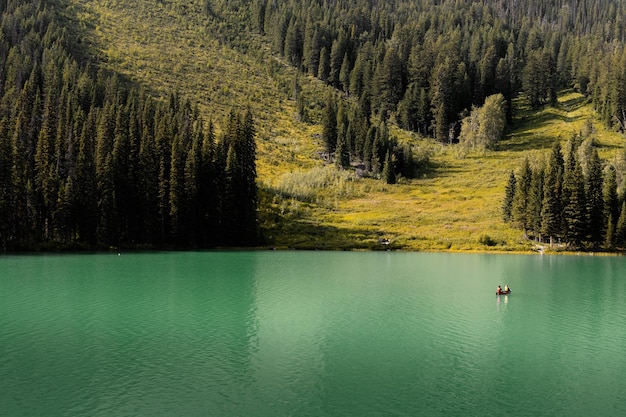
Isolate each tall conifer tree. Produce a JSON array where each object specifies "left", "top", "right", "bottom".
[{"left": 541, "top": 142, "right": 564, "bottom": 245}]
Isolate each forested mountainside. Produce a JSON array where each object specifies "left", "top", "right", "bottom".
[
  {"left": 1, "top": 0, "right": 626, "bottom": 251},
  {"left": 0, "top": 0, "right": 258, "bottom": 250},
  {"left": 262, "top": 0, "right": 626, "bottom": 135}
]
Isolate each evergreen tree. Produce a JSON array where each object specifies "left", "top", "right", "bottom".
[
  {"left": 605, "top": 214, "right": 615, "bottom": 249},
  {"left": 155, "top": 107, "right": 173, "bottom": 244},
  {"left": 603, "top": 165, "right": 620, "bottom": 239},
  {"left": 502, "top": 170, "right": 516, "bottom": 222},
  {"left": 169, "top": 132, "right": 185, "bottom": 242},
  {"left": 199, "top": 121, "right": 217, "bottom": 245},
  {"left": 322, "top": 92, "right": 338, "bottom": 156},
  {"left": 34, "top": 94, "right": 59, "bottom": 240},
  {"left": 495, "top": 58, "right": 513, "bottom": 123},
  {"left": 303, "top": 25, "right": 322, "bottom": 77},
  {"left": 512, "top": 158, "right": 532, "bottom": 236},
  {"left": 562, "top": 147, "right": 587, "bottom": 246},
  {"left": 616, "top": 202, "right": 626, "bottom": 247},
  {"left": 318, "top": 46, "right": 330, "bottom": 82},
  {"left": 95, "top": 102, "right": 117, "bottom": 245},
  {"left": 382, "top": 150, "right": 396, "bottom": 184},
  {"left": 585, "top": 148, "right": 604, "bottom": 245},
  {"left": 329, "top": 30, "right": 348, "bottom": 88},
  {"left": 240, "top": 109, "right": 258, "bottom": 244},
  {"left": 183, "top": 124, "right": 202, "bottom": 246},
  {"left": 431, "top": 58, "right": 454, "bottom": 142},
  {"left": 527, "top": 167, "right": 545, "bottom": 240},
  {"left": 377, "top": 47, "right": 404, "bottom": 118},
  {"left": 284, "top": 19, "right": 304, "bottom": 68},
  {"left": 75, "top": 110, "right": 98, "bottom": 245},
  {"left": 541, "top": 142, "right": 564, "bottom": 245},
  {"left": 0, "top": 117, "right": 12, "bottom": 249}
]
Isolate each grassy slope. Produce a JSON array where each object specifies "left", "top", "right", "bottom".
[{"left": 67, "top": 0, "right": 625, "bottom": 252}]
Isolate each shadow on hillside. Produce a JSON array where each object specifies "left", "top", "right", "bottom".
[
  {"left": 559, "top": 93, "right": 588, "bottom": 112},
  {"left": 502, "top": 92, "right": 592, "bottom": 152},
  {"left": 263, "top": 218, "right": 394, "bottom": 250},
  {"left": 501, "top": 111, "right": 582, "bottom": 152}
]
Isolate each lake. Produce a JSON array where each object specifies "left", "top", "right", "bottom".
[{"left": 1, "top": 251, "right": 626, "bottom": 416}]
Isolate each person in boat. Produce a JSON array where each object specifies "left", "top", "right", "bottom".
[
  {"left": 497, "top": 285, "right": 502, "bottom": 294},
  {"left": 504, "top": 284, "right": 509, "bottom": 292}
]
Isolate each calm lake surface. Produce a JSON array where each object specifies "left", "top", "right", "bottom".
[{"left": 1, "top": 251, "right": 626, "bottom": 416}]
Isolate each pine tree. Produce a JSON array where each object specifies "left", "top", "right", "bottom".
[
  {"left": 183, "top": 124, "right": 202, "bottom": 246},
  {"left": 502, "top": 170, "right": 516, "bottom": 222},
  {"left": 322, "top": 92, "right": 338, "bottom": 156},
  {"left": 0, "top": 117, "right": 12, "bottom": 249},
  {"left": 603, "top": 165, "right": 619, "bottom": 240},
  {"left": 34, "top": 94, "right": 59, "bottom": 240},
  {"left": 169, "top": 132, "right": 185, "bottom": 242},
  {"left": 527, "top": 167, "right": 545, "bottom": 240},
  {"left": 382, "top": 150, "right": 396, "bottom": 184},
  {"left": 318, "top": 46, "right": 330, "bottom": 82},
  {"left": 75, "top": 109, "right": 98, "bottom": 245},
  {"left": 138, "top": 100, "right": 160, "bottom": 245},
  {"left": 562, "top": 148, "right": 587, "bottom": 246},
  {"left": 112, "top": 103, "right": 131, "bottom": 242},
  {"left": 199, "top": 120, "right": 217, "bottom": 245},
  {"left": 377, "top": 47, "right": 404, "bottom": 118},
  {"left": 95, "top": 101, "right": 117, "bottom": 245},
  {"left": 284, "top": 19, "right": 304, "bottom": 68},
  {"left": 329, "top": 30, "right": 348, "bottom": 88},
  {"left": 585, "top": 148, "right": 604, "bottom": 245},
  {"left": 541, "top": 142, "right": 564, "bottom": 245},
  {"left": 222, "top": 143, "right": 240, "bottom": 245},
  {"left": 240, "top": 109, "right": 258, "bottom": 244},
  {"left": 495, "top": 58, "right": 513, "bottom": 123},
  {"left": 431, "top": 59, "right": 453, "bottom": 142},
  {"left": 155, "top": 107, "right": 173, "bottom": 244},
  {"left": 616, "top": 202, "right": 626, "bottom": 247},
  {"left": 303, "top": 25, "right": 322, "bottom": 77},
  {"left": 512, "top": 157, "right": 532, "bottom": 236},
  {"left": 605, "top": 214, "right": 615, "bottom": 249}
]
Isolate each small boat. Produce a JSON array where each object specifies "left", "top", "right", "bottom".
[{"left": 496, "top": 289, "right": 511, "bottom": 295}]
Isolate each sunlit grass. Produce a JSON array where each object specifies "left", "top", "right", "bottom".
[{"left": 67, "top": 1, "right": 624, "bottom": 252}]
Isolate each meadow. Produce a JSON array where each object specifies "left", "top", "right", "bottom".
[{"left": 67, "top": 0, "right": 625, "bottom": 252}]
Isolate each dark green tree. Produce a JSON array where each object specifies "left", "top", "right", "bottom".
[
  {"left": 512, "top": 157, "right": 532, "bottom": 236},
  {"left": 527, "top": 167, "right": 545, "bottom": 240},
  {"left": 541, "top": 142, "right": 564, "bottom": 245},
  {"left": 502, "top": 170, "right": 517, "bottom": 222},
  {"left": 603, "top": 165, "right": 620, "bottom": 240},
  {"left": 322, "top": 92, "right": 338, "bottom": 156},
  {"left": 585, "top": 148, "right": 604, "bottom": 245},
  {"left": 616, "top": 202, "right": 626, "bottom": 247},
  {"left": 382, "top": 150, "right": 396, "bottom": 184},
  {"left": 562, "top": 148, "right": 587, "bottom": 246}
]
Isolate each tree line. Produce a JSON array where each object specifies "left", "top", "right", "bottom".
[
  {"left": 0, "top": 0, "right": 258, "bottom": 250},
  {"left": 320, "top": 90, "right": 425, "bottom": 183},
  {"left": 249, "top": 0, "right": 626, "bottom": 141},
  {"left": 503, "top": 138, "right": 626, "bottom": 249}
]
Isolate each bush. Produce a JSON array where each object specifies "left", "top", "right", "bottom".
[{"left": 478, "top": 233, "right": 497, "bottom": 246}]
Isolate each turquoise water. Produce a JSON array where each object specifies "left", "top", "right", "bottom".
[{"left": 1, "top": 251, "right": 626, "bottom": 416}]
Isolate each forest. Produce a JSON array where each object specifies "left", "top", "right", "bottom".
[
  {"left": 504, "top": 138, "right": 626, "bottom": 249},
  {"left": 1, "top": 0, "right": 626, "bottom": 250},
  {"left": 0, "top": 0, "right": 258, "bottom": 250}
]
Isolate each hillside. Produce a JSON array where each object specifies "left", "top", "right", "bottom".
[
  {"left": 1, "top": 0, "right": 625, "bottom": 251},
  {"left": 61, "top": 0, "right": 626, "bottom": 251}
]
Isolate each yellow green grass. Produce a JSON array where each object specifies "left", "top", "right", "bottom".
[
  {"left": 68, "top": 0, "right": 625, "bottom": 252},
  {"left": 263, "top": 93, "right": 625, "bottom": 252}
]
